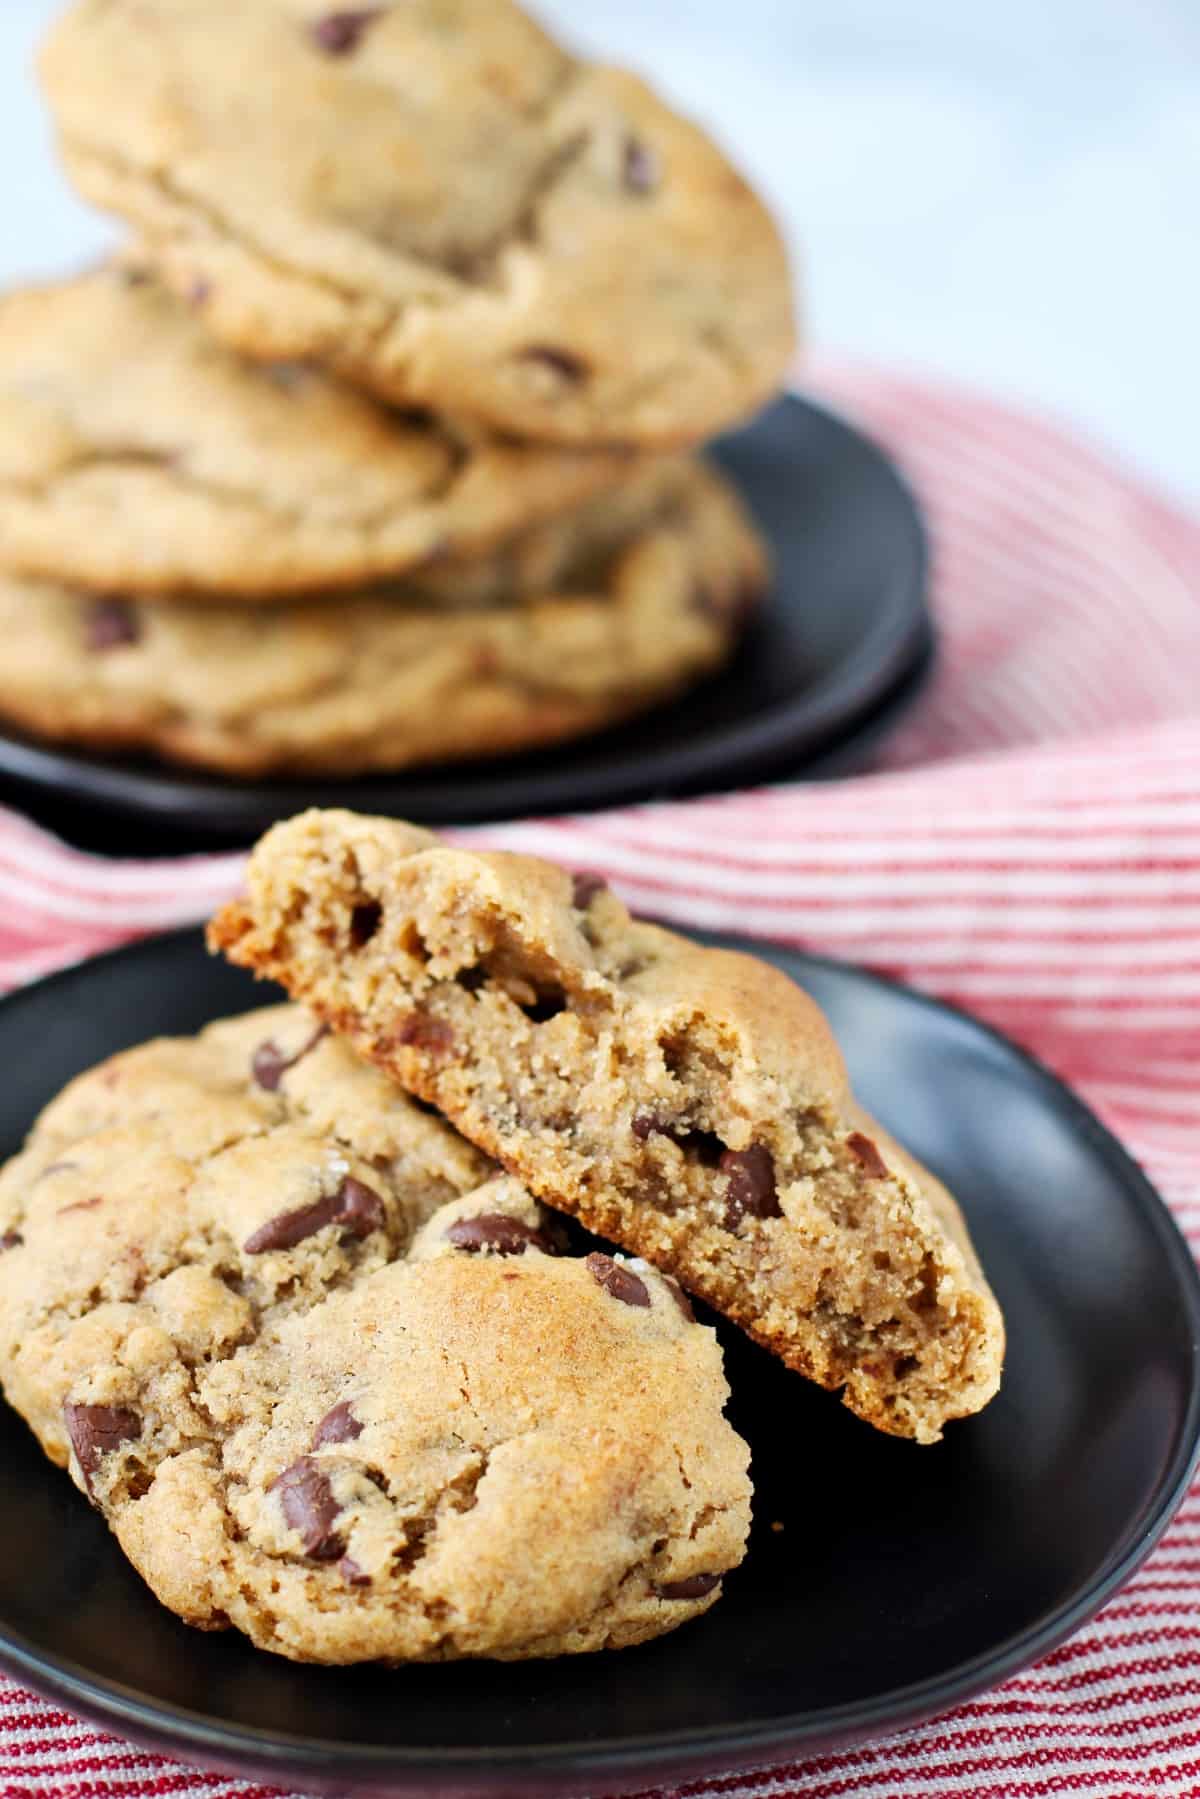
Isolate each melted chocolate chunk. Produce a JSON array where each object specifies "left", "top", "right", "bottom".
[
  {"left": 846, "top": 1131, "right": 889, "bottom": 1180},
  {"left": 311, "top": 1400, "right": 364, "bottom": 1449},
  {"left": 270, "top": 1457, "right": 344, "bottom": 1559},
  {"left": 339, "top": 1555, "right": 371, "bottom": 1586},
  {"left": 585, "top": 1251, "right": 650, "bottom": 1308},
  {"left": 656, "top": 1572, "right": 721, "bottom": 1600},
  {"left": 623, "top": 136, "right": 659, "bottom": 194},
  {"left": 85, "top": 598, "right": 139, "bottom": 653},
  {"left": 395, "top": 1012, "right": 455, "bottom": 1055},
  {"left": 251, "top": 1023, "right": 328, "bottom": 1092},
  {"left": 445, "top": 1213, "right": 551, "bottom": 1256},
  {"left": 518, "top": 346, "right": 589, "bottom": 383},
  {"left": 0, "top": 1231, "right": 21, "bottom": 1252},
  {"left": 64, "top": 1402, "right": 141, "bottom": 1492},
  {"left": 721, "top": 1144, "right": 781, "bottom": 1227},
  {"left": 309, "top": 9, "right": 382, "bottom": 55},
  {"left": 571, "top": 872, "right": 608, "bottom": 909},
  {"left": 349, "top": 900, "right": 382, "bottom": 948},
  {"left": 243, "top": 1175, "right": 385, "bottom": 1254}
]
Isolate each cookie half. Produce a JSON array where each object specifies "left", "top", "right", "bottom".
[
  {"left": 0, "top": 1006, "right": 751, "bottom": 1663},
  {"left": 212, "top": 815, "right": 1007, "bottom": 1444},
  {"left": 41, "top": 0, "right": 797, "bottom": 448},
  {"left": 0, "top": 458, "right": 764, "bottom": 777},
  {"left": 0, "top": 269, "right": 643, "bottom": 597}
]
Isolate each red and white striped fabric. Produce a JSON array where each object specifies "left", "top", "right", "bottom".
[{"left": 0, "top": 366, "right": 1197, "bottom": 1799}]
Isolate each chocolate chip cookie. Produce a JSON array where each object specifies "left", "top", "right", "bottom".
[
  {"left": 0, "top": 1006, "right": 751, "bottom": 1662},
  {"left": 40, "top": 1, "right": 797, "bottom": 447},
  {"left": 0, "top": 457, "right": 764, "bottom": 776},
  {"left": 212, "top": 815, "right": 1006, "bottom": 1444},
  {"left": 0, "top": 268, "right": 642, "bottom": 597}
]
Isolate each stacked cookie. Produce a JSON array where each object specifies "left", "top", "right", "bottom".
[{"left": 0, "top": 0, "right": 798, "bottom": 779}]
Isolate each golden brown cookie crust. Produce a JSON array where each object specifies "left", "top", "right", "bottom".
[
  {"left": 41, "top": 1, "right": 798, "bottom": 447},
  {"left": 0, "top": 458, "right": 766, "bottom": 777},
  {"left": 211, "top": 813, "right": 1006, "bottom": 1443},
  {"left": 0, "top": 269, "right": 643, "bottom": 597},
  {"left": 0, "top": 1006, "right": 751, "bottom": 1663}
]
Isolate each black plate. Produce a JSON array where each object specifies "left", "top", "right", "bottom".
[
  {"left": 0, "top": 929, "right": 1195, "bottom": 1799},
  {"left": 0, "top": 395, "right": 931, "bottom": 851}
]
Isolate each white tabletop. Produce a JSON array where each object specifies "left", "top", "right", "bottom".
[{"left": 4, "top": 0, "right": 1197, "bottom": 501}]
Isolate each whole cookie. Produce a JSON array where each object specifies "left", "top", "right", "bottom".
[
  {"left": 212, "top": 814, "right": 1007, "bottom": 1444},
  {"left": 0, "top": 458, "right": 766, "bottom": 777},
  {"left": 41, "top": 0, "right": 797, "bottom": 447},
  {"left": 0, "top": 269, "right": 641, "bottom": 597},
  {"left": 0, "top": 1006, "right": 751, "bottom": 1663}
]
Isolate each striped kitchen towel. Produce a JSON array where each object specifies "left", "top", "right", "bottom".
[{"left": 0, "top": 365, "right": 1197, "bottom": 1799}]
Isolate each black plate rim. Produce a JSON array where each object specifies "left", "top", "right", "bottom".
[
  {"left": 0, "top": 926, "right": 1196, "bottom": 1792},
  {"left": 0, "top": 394, "right": 932, "bottom": 834}
]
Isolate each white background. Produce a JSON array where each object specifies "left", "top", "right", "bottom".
[{"left": 4, "top": 0, "right": 1197, "bottom": 500}]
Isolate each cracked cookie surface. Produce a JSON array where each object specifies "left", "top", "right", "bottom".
[
  {"left": 212, "top": 813, "right": 1006, "bottom": 1444},
  {"left": 0, "top": 457, "right": 765, "bottom": 777},
  {"left": 40, "top": 0, "right": 797, "bottom": 448},
  {"left": 0, "top": 269, "right": 643, "bottom": 597},
  {"left": 0, "top": 1005, "right": 751, "bottom": 1663}
]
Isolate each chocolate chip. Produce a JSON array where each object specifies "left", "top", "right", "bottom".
[
  {"left": 85, "top": 598, "right": 139, "bottom": 653},
  {"left": 585, "top": 1251, "right": 650, "bottom": 1308},
  {"left": 309, "top": 8, "right": 382, "bottom": 54},
  {"left": 722, "top": 1144, "right": 781, "bottom": 1227},
  {"left": 632, "top": 1111, "right": 671, "bottom": 1143},
  {"left": 518, "top": 346, "right": 589, "bottom": 383},
  {"left": 571, "top": 873, "right": 608, "bottom": 909},
  {"left": 349, "top": 900, "right": 382, "bottom": 948},
  {"left": 631, "top": 1113, "right": 724, "bottom": 1165},
  {"left": 339, "top": 1555, "right": 371, "bottom": 1586},
  {"left": 251, "top": 1022, "right": 328, "bottom": 1092},
  {"left": 396, "top": 1012, "right": 455, "bottom": 1055},
  {"left": 64, "top": 1402, "right": 141, "bottom": 1493},
  {"left": 243, "top": 1174, "right": 385, "bottom": 1254},
  {"left": 311, "top": 1400, "right": 364, "bottom": 1449},
  {"left": 271, "top": 1457, "right": 344, "bottom": 1559},
  {"left": 251, "top": 1041, "right": 288, "bottom": 1091},
  {"left": 847, "top": 1131, "right": 889, "bottom": 1180},
  {"left": 455, "top": 965, "right": 487, "bottom": 994},
  {"left": 121, "top": 266, "right": 152, "bottom": 288},
  {"left": 0, "top": 1231, "right": 21, "bottom": 1252},
  {"left": 656, "top": 1572, "right": 721, "bottom": 1600},
  {"left": 623, "top": 136, "right": 659, "bottom": 194},
  {"left": 445, "top": 1213, "right": 552, "bottom": 1256},
  {"left": 661, "top": 1274, "right": 695, "bottom": 1321}
]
